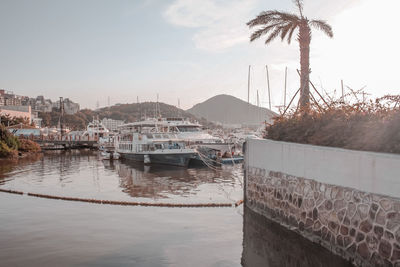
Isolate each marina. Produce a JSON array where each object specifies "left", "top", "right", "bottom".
[
  {"left": 12, "top": 116, "right": 247, "bottom": 166},
  {"left": 1, "top": 0, "right": 396, "bottom": 265}
]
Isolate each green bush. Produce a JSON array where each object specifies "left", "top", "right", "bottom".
[
  {"left": 0, "top": 124, "right": 41, "bottom": 158},
  {"left": 0, "top": 141, "right": 17, "bottom": 158},
  {"left": 0, "top": 125, "right": 19, "bottom": 149}
]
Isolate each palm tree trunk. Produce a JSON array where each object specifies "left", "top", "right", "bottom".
[{"left": 298, "top": 22, "right": 311, "bottom": 110}]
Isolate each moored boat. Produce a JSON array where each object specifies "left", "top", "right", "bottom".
[{"left": 115, "top": 121, "right": 197, "bottom": 167}]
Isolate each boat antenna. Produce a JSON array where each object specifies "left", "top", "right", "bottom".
[
  {"left": 156, "top": 93, "right": 161, "bottom": 118},
  {"left": 59, "top": 97, "right": 64, "bottom": 137}
]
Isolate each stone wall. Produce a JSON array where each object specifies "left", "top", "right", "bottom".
[{"left": 245, "top": 139, "right": 400, "bottom": 266}]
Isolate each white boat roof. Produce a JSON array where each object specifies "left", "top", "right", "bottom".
[
  {"left": 119, "top": 117, "right": 202, "bottom": 129},
  {"left": 119, "top": 119, "right": 162, "bottom": 128}
]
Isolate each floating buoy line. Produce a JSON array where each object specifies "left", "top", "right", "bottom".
[{"left": 0, "top": 188, "right": 242, "bottom": 208}]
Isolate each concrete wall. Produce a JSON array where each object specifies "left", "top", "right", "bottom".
[
  {"left": 245, "top": 139, "right": 400, "bottom": 266},
  {"left": 246, "top": 139, "right": 400, "bottom": 198}
]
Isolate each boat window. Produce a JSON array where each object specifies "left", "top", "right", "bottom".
[
  {"left": 155, "top": 144, "right": 162, "bottom": 150},
  {"left": 146, "top": 133, "right": 153, "bottom": 139},
  {"left": 167, "top": 142, "right": 181, "bottom": 149},
  {"left": 177, "top": 126, "right": 200, "bottom": 132},
  {"left": 154, "top": 134, "right": 162, "bottom": 139},
  {"left": 162, "top": 134, "right": 169, "bottom": 139}
]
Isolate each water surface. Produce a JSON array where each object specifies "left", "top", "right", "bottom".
[
  {"left": 0, "top": 150, "right": 243, "bottom": 204},
  {"left": 0, "top": 150, "right": 353, "bottom": 266}
]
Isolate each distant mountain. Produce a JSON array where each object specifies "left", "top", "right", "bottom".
[
  {"left": 187, "top": 94, "right": 277, "bottom": 127},
  {"left": 39, "top": 102, "right": 216, "bottom": 130}
]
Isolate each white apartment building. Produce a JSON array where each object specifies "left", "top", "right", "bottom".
[{"left": 101, "top": 118, "right": 124, "bottom": 131}]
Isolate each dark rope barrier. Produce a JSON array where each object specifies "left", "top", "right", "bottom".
[
  {"left": 0, "top": 188, "right": 24, "bottom": 195},
  {"left": 0, "top": 189, "right": 237, "bottom": 208}
]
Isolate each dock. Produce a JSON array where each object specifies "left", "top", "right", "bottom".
[{"left": 30, "top": 135, "right": 98, "bottom": 150}]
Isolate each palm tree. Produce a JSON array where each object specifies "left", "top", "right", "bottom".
[{"left": 247, "top": 0, "right": 333, "bottom": 110}]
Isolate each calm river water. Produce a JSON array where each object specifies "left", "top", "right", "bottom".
[{"left": 0, "top": 150, "right": 352, "bottom": 267}]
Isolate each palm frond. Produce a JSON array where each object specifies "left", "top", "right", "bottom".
[
  {"left": 309, "top": 20, "right": 333, "bottom": 37},
  {"left": 265, "top": 25, "right": 286, "bottom": 44},
  {"left": 287, "top": 23, "right": 299, "bottom": 44},
  {"left": 247, "top": 11, "right": 299, "bottom": 28},
  {"left": 250, "top": 22, "right": 285, "bottom": 42},
  {"left": 280, "top": 23, "right": 294, "bottom": 41}
]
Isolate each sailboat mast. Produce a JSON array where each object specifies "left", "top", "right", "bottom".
[
  {"left": 266, "top": 65, "right": 271, "bottom": 110},
  {"left": 257, "top": 90, "right": 260, "bottom": 123},
  {"left": 284, "top": 67, "right": 287, "bottom": 109},
  {"left": 247, "top": 65, "right": 251, "bottom": 104},
  {"left": 257, "top": 90, "right": 259, "bottom": 107}
]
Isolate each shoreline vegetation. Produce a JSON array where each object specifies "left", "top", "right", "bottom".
[
  {"left": 266, "top": 93, "right": 400, "bottom": 154},
  {"left": 0, "top": 124, "right": 41, "bottom": 159}
]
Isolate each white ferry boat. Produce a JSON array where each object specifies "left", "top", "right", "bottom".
[
  {"left": 158, "top": 118, "right": 232, "bottom": 155},
  {"left": 115, "top": 120, "right": 197, "bottom": 167},
  {"left": 81, "top": 119, "right": 110, "bottom": 140}
]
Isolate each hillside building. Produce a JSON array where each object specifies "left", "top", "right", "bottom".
[
  {"left": 0, "top": 89, "right": 22, "bottom": 106},
  {"left": 0, "top": 105, "right": 32, "bottom": 123},
  {"left": 53, "top": 98, "right": 80, "bottom": 114},
  {"left": 101, "top": 118, "right": 124, "bottom": 131}
]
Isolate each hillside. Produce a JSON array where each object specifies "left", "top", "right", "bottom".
[
  {"left": 39, "top": 102, "right": 215, "bottom": 130},
  {"left": 187, "top": 94, "right": 277, "bottom": 127}
]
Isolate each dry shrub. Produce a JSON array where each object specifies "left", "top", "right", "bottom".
[
  {"left": 18, "top": 139, "right": 41, "bottom": 153},
  {"left": 266, "top": 93, "right": 400, "bottom": 154}
]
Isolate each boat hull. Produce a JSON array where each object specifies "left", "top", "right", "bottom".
[{"left": 119, "top": 152, "right": 196, "bottom": 167}]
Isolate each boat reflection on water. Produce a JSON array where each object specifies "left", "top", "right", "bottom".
[
  {"left": 112, "top": 158, "right": 242, "bottom": 200},
  {"left": 241, "top": 206, "right": 354, "bottom": 267},
  {"left": 0, "top": 150, "right": 242, "bottom": 204}
]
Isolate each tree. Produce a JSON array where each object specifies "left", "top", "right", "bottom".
[{"left": 247, "top": 0, "right": 333, "bottom": 110}]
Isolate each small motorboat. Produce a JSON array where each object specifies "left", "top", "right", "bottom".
[
  {"left": 101, "top": 151, "right": 120, "bottom": 160},
  {"left": 101, "top": 151, "right": 111, "bottom": 160},
  {"left": 218, "top": 156, "right": 244, "bottom": 164}
]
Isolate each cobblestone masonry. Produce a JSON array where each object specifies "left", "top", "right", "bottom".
[{"left": 246, "top": 167, "right": 400, "bottom": 267}]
